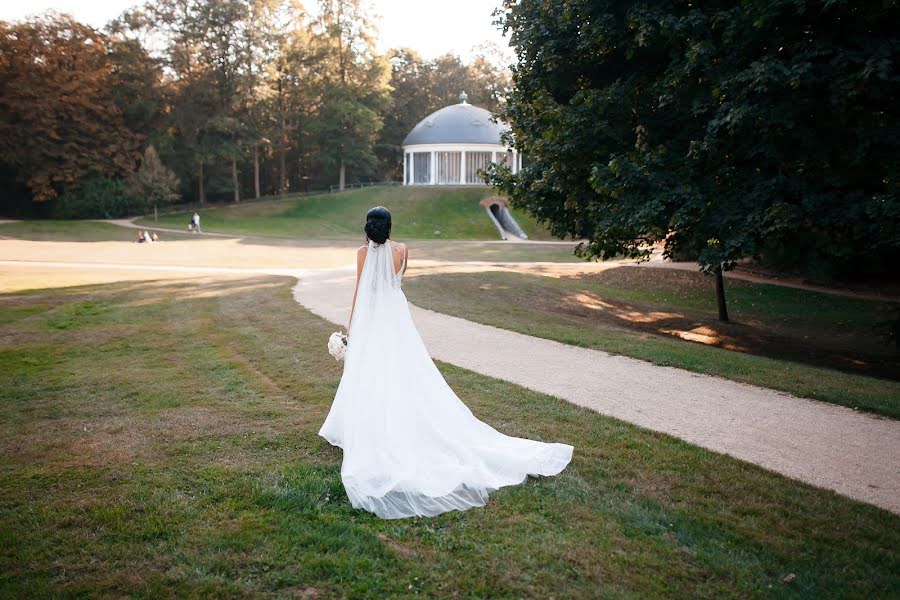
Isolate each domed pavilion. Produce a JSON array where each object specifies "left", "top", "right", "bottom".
[{"left": 402, "top": 92, "right": 520, "bottom": 185}]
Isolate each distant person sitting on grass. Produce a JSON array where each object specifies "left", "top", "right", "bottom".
[
  {"left": 136, "top": 231, "right": 145, "bottom": 243},
  {"left": 151, "top": 232, "right": 159, "bottom": 242},
  {"left": 144, "top": 230, "right": 154, "bottom": 243}
]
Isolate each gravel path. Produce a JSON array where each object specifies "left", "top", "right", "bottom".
[{"left": 294, "top": 267, "right": 900, "bottom": 515}]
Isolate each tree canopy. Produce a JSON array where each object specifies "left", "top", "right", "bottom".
[
  {"left": 0, "top": 14, "right": 142, "bottom": 202},
  {"left": 490, "top": 0, "right": 899, "bottom": 291}
]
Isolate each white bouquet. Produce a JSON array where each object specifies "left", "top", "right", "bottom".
[{"left": 328, "top": 331, "right": 348, "bottom": 361}]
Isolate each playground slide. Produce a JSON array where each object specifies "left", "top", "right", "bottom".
[{"left": 483, "top": 199, "right": 528, "bottom": 240}]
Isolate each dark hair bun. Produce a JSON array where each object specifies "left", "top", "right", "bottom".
[{"left": 364, "top": 206, "right": 392, "bottom": 244}]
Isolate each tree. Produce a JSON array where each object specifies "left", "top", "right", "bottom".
[
  {"left": 129, "top": 145, "right": 180, "bottom": 214},
  {"left": 276, "top": 22, "right": 325, "bottom": 193},
  {"left": 0, "top": 14, "right": 140, "bottom": 204},
  {"left": 312, "top": 0, "right": 389, "bottom": 189},
  {"left": 491, "top": 0, "right": 900, "bottom": 321},
  {"left": 121, "top": 0, "right": 218, "bottom": 205}
]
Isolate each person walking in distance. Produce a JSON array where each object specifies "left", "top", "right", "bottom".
[{"left": 192, "top": 212, "right": 201, "bottom": 234}]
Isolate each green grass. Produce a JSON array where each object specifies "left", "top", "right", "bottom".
[
  {"left": 410, "top": 240, "right": 585, "bottom": 262},
  {"left": 1, "top": 277, "right": 898, "bottom": 597},
  {"left": 0, "top": 220, "right": 196, "bottom": 242},
  {"left": 136, "top": 186, "right": 556, "bottom": 241},
  {"left": 403, "top": 269, "right": 900, "bottom": 418}
]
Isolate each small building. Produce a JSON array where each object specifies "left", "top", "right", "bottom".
[{"left": 402, "top": 92, "right": 520, "bottom": 185}]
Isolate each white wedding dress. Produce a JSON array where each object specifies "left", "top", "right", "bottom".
[{"left": 319, "top": 240, "right": 573, "bottom": 519}]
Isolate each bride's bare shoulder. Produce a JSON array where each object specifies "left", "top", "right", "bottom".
[
  {"left": 391, "top": 240, "right": 408, "bottom": 253},
  {"left": 357, "top": 245, "right": 368, "bottom": 259}
]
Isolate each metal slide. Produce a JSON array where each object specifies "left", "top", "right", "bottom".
[{"left": 482, "top": 197, "right": 528, "bottom": 240}]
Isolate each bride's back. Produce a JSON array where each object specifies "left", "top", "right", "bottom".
[
  {"left": 359, "top": 239, "right": 407, "bottom": 278},
  {"left": 387, "top": 240, "right": 407, "bottom": 276}
]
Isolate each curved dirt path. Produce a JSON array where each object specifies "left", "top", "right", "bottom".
[
  {"left": 294, "top": 267, "right": 900, "bottom": 515},
  {"left": 101, "top": 218, "right": 238, "bottom": 238}
]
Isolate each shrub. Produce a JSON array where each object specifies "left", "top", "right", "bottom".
[{"left": 55, "top": 176, "right": 142, "bottom": 219}]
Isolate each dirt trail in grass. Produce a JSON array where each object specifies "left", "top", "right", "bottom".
[
  {"left": 294, "top": 267, "right": 900, "bottom": 515},
  {"left": 102, "top": 218, "right": 239, "bottom": 238}
]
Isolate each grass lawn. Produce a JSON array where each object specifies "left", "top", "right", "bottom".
[
  {"left": 410, "top": 240, "right": 585, "bottom": 263},
  {"left": 0, "top": 221, "right": 195, "bottom": 242},
  {"left": 1, "top": 276, "right": 898, "bottom": 597},
  {"left": 136, "top": 186, "right": 556, "bottom": 241},
  {"left": 403, "top": 268, "right": 900, "bottom": 418}
]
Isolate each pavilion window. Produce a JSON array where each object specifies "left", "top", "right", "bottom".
[
  {"left": 413, "top": 152, "right": 431, "bottom": 184},
  {"left": 465, "top": 151, "right": 492, "bottom": 184},
  {"left": 436, "top": 151, "right": 461, "bottom": 184}
]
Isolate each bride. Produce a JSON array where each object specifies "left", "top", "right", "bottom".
[{"left": 319, "top": 206, "right": 573, "bottom": 519}]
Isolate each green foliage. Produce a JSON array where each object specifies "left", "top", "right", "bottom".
[
  {"left": 128, "top": 145, "right": 180, "bottom": 210},
  {"left": 311, "top": 84, "right": 385, "bottom": 182},
  {"left": 491, "top": 0, "right": 900, "bottom": 280},
  {"left": 54, "top": 176, "right": 141, "bottom": 219},
  {"left": 309, "top": 0, "right": 391, "bottom": 185}
]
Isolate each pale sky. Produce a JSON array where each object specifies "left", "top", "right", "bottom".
[{"left": 0, "top": 0, "right": 511, "bottom": 61}]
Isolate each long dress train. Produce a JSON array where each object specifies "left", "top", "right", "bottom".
[{"left": 319, "top": 240, "right": 573, "bottom": 519}]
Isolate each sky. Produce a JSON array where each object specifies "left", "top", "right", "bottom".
[{"left": 0, "top": 0, "right": 512, "bottom": 61}]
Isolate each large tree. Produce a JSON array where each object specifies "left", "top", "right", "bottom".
[
  {"left": 311, "top": 0, "right": 389, "bottom": 189},
  {"left": 491, "top": 0, "right": 899, "bottom": 321}
]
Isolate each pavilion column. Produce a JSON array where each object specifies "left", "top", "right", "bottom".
[
  {"left": 402, "top": 152, "right": 407, "bottom": 185},
  {"left": 460, "top": 150, "right": 466, "bottom": 185},
  {"left": 429, "top": 150, "right": 435, "bottom": 185}
]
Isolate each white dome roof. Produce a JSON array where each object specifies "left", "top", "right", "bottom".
[{"left": 403, "top": 97, "right": 508, "bottom": 147}]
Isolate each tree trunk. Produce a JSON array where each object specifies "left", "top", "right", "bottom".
[
  {"left": 715, "top": 265, "right": 729, "bottom": 322},
  {"left": 339, "top": 159, "right": 346, "bottom": 191},
  {"left": 278, "top": 77, "right": 287, "bottom": 195},
  {"left": 198, "top": 162, "right": 205, "bottom": 206},
  {"left": 279, "top": 141, "right": 287, "bottom": 194},
  {"left": 253, "top": 146, "right": 260, "bottom": 199},
  {"left": 232, "top": 157, "right": 240, "bottom": 203}
]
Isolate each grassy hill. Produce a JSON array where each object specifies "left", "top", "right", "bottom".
[{"left": 137, "top": 186, "right": 556, "bottom": 241}]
